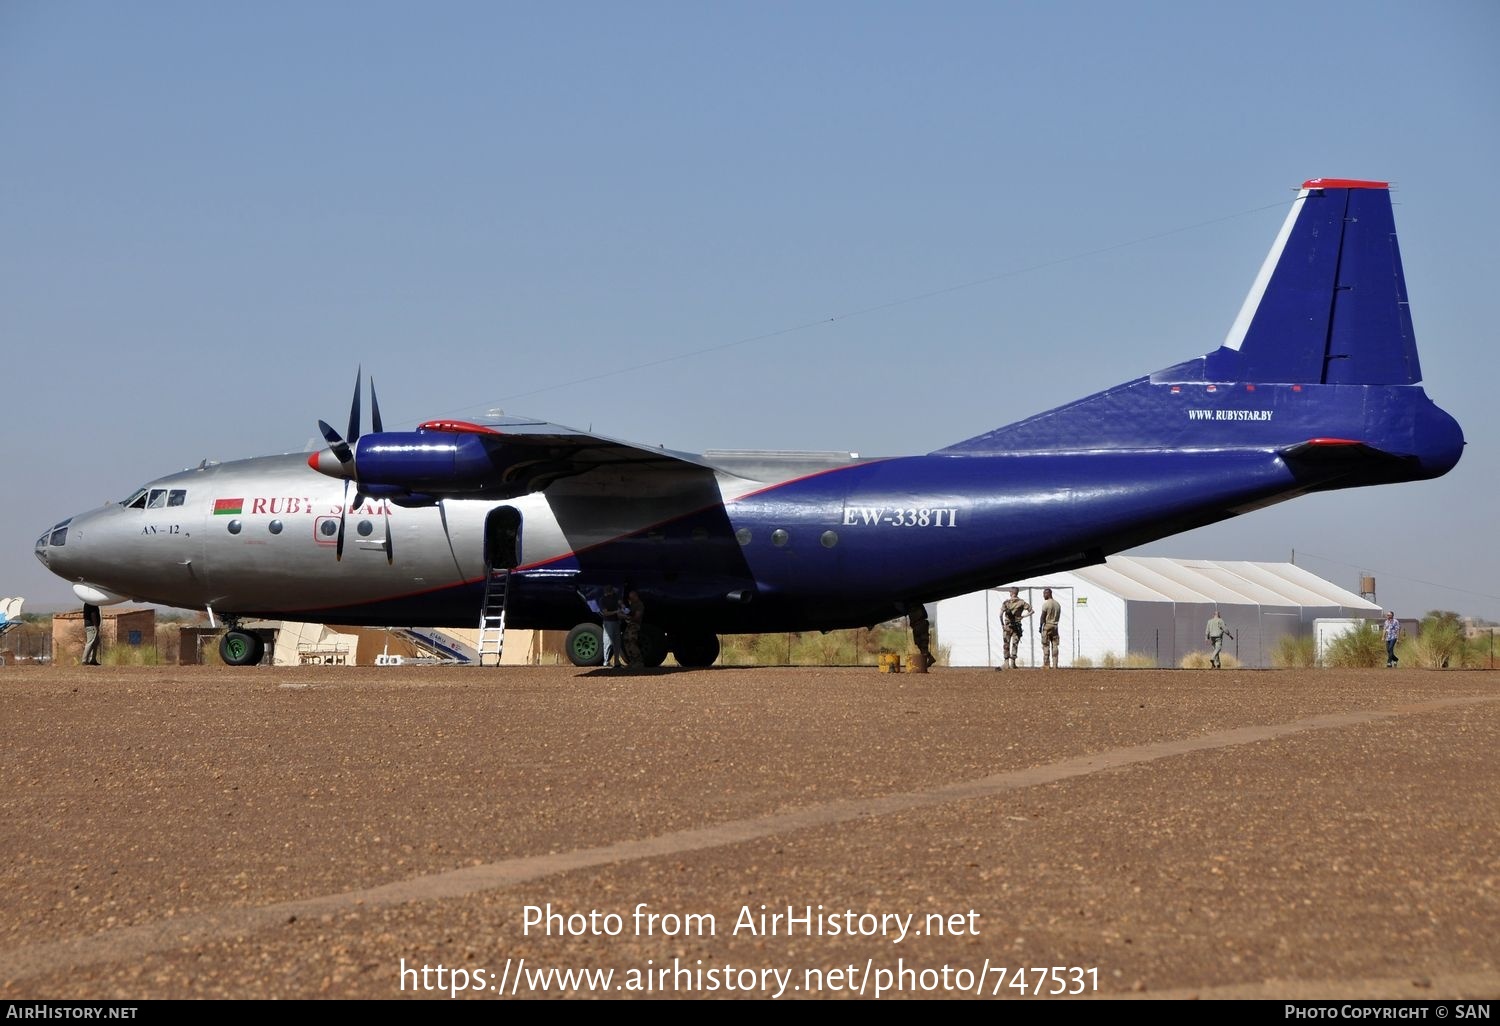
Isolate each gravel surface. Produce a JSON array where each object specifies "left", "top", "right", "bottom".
[{"left": 1, "top": 663, "right": 1496, "bottom": 1000}]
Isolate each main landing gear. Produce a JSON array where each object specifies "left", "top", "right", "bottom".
[{"left": 564, "top": 623, "right": 709, "bottom": 668}]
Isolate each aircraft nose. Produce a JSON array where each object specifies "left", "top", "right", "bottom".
[{"left": 34, "top": 518, "right": 72, "bottom": 570}]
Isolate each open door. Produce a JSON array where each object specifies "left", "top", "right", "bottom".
[
  {"left": 484, "top": 505, "right": 522, "bottom": 571},
  {"left": 477, "top": 506, "right": 523, "bottom": 667}
]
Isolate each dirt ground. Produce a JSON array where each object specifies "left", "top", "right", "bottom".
[{"left": 1, "top": 662, "right": 1497, "bottom": 1001}]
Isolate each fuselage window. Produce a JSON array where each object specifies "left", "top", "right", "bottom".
[
  {"left": 147, "top": 489, "right": 168, "bottom": 509},
  {"left": 167, "top": 489, "right": 187, "bottom": 507}
]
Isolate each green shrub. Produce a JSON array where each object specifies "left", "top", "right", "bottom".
[
  {"left": 1402, "top": 611, "right": 1476, "bottom": 669},
  {"left": 1323, "top": 622, "right": 1385, "bottom": 668},
  {"left": 1273, "top": 634, "right": 1317, "bottom": 668}
]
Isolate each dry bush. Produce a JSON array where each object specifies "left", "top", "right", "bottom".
[
  {"left": 1180, "top": 651, "right": 1241, "bottom": 669},
  {"left": 793, "top": 631, "right": 857, "bottom": 666},
  {"left": 101, "top": 645, "right": 161, "bottom": 667},
  {"left": 1100, "top": 651, "right": 1159, "bottom": 668},
  {"left": 716, "top": 635, "right": 757, "bottom": 666},
  {"left": 715, "top": 624, "right": 925, "bottom": 667}
]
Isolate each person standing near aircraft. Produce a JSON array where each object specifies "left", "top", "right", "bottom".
[
  {"left": 1383, "top": 611, "right": 1402, "bottom": 668},
  {"left": 997, "top": 587, "right": 1032, "bottom": 670},
  {"left": 1205, "top": 610, "right": 1234, "bottom": 669},
  {"left": 599, "top": 586, "right": 623, "bottom": 668},
  {"left": 81, "top": 603, "right": 101, "bottom": 666},
  {"left": 908, "top": 603, "right": 933, "bottom": 672},
  {"left": 622, "top": 589, "right": 646, "bottom": 667},
  {"left": 1038, "top": 588, "right": 1062, "bottom": 668}
]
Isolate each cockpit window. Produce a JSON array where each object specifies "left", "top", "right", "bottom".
[
  {"left": 121, "top": 487, "right": 187, "bottom": 509},
  {"left": 39, "top": 519, "right": 71, "bottom": 551}
]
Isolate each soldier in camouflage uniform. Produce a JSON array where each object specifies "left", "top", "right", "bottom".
[
  {"left": 1038, "top": 588, "right": 1062, "bottom": 668},
  {"left": 908, "top": 602, "right": 934, "bottom": 672},
  {"left": 998, "top": 587, "right": 1032, "bottom": 670},
  {"left": 622, "top": 589, "right": 646, "bottom": 666}
]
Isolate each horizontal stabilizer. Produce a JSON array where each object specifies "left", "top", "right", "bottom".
[{"left": 1278, "top": 437, "right": 1417, "bottom": 482}]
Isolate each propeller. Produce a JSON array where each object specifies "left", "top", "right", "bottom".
[
  {"left": 313, "top": 369, "right": 393, "bottom": 564},
  {"left": 368, "top": 377, "right": 393, "bottom": 563}
]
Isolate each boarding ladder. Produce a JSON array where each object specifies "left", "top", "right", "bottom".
[{"left": 476, "top": 567, "right": 509, "bottom": 666}]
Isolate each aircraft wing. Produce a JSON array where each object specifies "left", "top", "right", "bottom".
[
  {"left": 327, "top": 415, "right": 730, "bottom": 501},
  {"left": 436, "top": 414, "right": 716, "bottom": 464}
]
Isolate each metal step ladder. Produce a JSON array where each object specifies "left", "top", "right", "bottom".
[{"left": 477, "top": 567, "right": 509, "bottom": 666}]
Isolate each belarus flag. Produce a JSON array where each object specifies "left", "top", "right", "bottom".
[{"left": 213, "top": 498, "right": 244, "bottom": 516}]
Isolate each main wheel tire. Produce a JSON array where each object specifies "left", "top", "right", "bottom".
[
  {"left": 671, "top": 632, "right": 720, "bottom": 668},
  {"left": 220, "top": 630, "right": 263, "bottom": 666},
  {"left": 637, "top": 625, "right": 669, "bottom": 668},
  {"left": 565, "top": 623, "right": 604, "bottom": 667}
]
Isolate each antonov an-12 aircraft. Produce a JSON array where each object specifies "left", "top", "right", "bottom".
[{"left": 36, "top": 180, "right": 1464, "bottom": 667}]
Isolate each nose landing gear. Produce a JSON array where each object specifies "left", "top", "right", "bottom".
[{"left": 219, "top": 627, "right": 266, "bottom": 666}]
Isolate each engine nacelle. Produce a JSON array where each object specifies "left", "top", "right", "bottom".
[
  {"left": 309, "top": 431, "right": 496, "bottom": 493},
  {"left": 352, "top": 432, "right": 495, "bottom": 490}
]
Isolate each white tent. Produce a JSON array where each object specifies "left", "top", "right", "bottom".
[{"left": 934, "top": 556, "right": 1381, "bottom": 669}]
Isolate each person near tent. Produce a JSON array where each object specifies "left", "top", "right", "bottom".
[
  {"left": 997, "top": 587, "right": 1032, "bottom": 670},
  {"left": 1205, "top": 610, "right": 1234, "bottom": 669}
]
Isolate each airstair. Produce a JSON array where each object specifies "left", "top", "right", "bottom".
[
  {"left": 389, "top": 627, "right": 477, "bottom": 665},
  {"left": 476, "top": 567, "right": 508, "bottom": 666}
]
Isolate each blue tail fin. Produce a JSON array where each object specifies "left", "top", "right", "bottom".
[
  {"left": 1203, "top": 179, "right": 1421, "bottom": 385},
  {"left": 941, "top": 178, "right": 1461, "bottom": 467}
]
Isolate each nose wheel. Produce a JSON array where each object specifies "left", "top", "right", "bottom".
[
  {"left": 565, "top": 623, "right": 603, "bottom": 666},
  {"left": 219, "top": 629, "right": 265, "bottom": 666}
]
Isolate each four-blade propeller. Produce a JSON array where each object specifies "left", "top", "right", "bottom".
[{"left": 312, "top": 369, "right": 392, "bottom": 564}]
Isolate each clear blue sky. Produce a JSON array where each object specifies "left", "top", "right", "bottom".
[{"left": 3, "top": 0, "right": 1497, "bottom": 622}]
